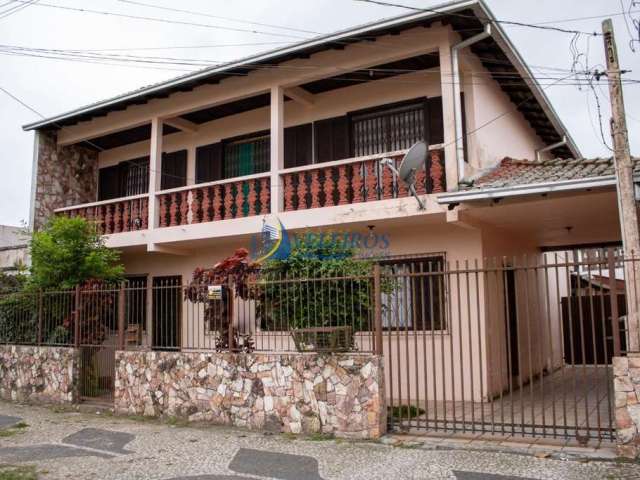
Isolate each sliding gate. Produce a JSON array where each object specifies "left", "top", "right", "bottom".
[{"left": 382, "top": 253, "right": 629, "bottom": 441}]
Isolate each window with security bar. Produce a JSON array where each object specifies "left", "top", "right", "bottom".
[
  {"left": 223, "top": 135, "right": 270, "bottom": 179},
  {"left": 351, "top": 100, "right": 428, "bottom": 157},
  {"left": 380, "top": 255, "right": 446, "bottom": 331}
]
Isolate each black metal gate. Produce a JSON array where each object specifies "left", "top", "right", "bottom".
[{"left": 382, "top": 252, "right": 629, "bottom": 442}]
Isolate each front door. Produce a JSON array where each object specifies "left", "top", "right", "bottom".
[{"left": 152, "top": 276, "right": 182, "bottom": 350}]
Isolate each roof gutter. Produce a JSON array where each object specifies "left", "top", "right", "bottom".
[
  {"left": 437, "top": 175, "right": 618, "bottom": 203},
  {"left": 535, "top": 135, "right": 567, "bottom": 161},
  {"left": 452, "top": 23, "right": 492, "bottom": 182}
]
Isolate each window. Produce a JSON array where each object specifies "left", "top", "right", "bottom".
[
  {"left": 160, "top": 150, "right": 187, "bottom": 190},
  {"left": 223, "top": 135, "right": 270, "bottom": 178},
  {"left": 351, "top": 99, "right": 428, "bottom": 157},
  {"left": 195, "top": 142, "right": 222, "bottom": 183},
  {"left": 380, "top": 256, "right": 446, "bottom": 330},
  {"left": 125, "top": 276, "right": 147, "bottom": 333},
  {"left": 98, "top": 156, "right": 149, "bottom": 201}
]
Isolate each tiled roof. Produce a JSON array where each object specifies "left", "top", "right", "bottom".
[{"left": 461, "top": 157, "right": 640, "bottom": 191}]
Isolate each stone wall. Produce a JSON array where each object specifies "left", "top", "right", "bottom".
[
  {"left": 32, "top": 130, "right": 99, "bottom": 231},
  {"left": 115, "top": 351, "right": 386, "bottom": 439},
  {"left": 614, "top": 354, "right": 640, "bottom": 458},
  {"left": 0, "top": 345, "right": 79, "bottom": 404}
]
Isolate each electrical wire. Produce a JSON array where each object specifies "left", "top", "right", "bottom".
[
  {"left": 352, "top": 0, "right": 602, "bottom": 36},
  {"left": 114, "top": 0, "right": 320, "bottom": 35},
  {"left": 0, "top": 0, "right": 38, "bottom": 20}
]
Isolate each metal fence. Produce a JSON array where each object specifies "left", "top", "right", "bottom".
[{"left": 1, "top": 250, "right": 638, "bottom": 440}]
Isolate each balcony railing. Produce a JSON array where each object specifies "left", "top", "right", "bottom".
[
  {"left": 56, "top": 149, "right": 444, "bottom": 235},
  {"left": 57, "top": 194, "right": 148, "bottom": 234},
  {"left": 156, "top": 173, "right": 271, "bottom": 227},
  {"left": 280, "top": 148, "right": 445, "bottom": 212}
]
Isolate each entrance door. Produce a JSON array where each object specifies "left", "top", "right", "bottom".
[{"left": 152, "top": 276, "right": 182, "bottom": 350}]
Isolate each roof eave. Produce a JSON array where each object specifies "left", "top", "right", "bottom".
[
  {"left": 469, "top": 1, "right": 581, "bottom": 158},
  {"left": 22, "top": 0, "right": 478, "bottom": 132},
  {"left": 437, "top": 175, "right": 617, "bottom": 203}
]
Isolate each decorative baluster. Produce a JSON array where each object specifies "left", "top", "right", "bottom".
[
  {"left": 180, "top": 191, "right": 189, "bottom": 225},
  {"left": 351, "top": 162, "right": 364, "bottom": 203},
  {"left": 223, "top": 184, "right": 233, "bottom": 220},
  {"left": 96, "top": 206, "right": 105, "bottom": 234},
  {"left": 235, "top": 182, "right": 245, "bottom": 218},
  {"left": 365, "top": 160, "right": 378, "bottom": 202},
  {"left": 247, "top": 180, "right": 257, "bottom": 216},
  {"left": 429, "top": 149, "right": 445, "bottom": 193},
  {"left": 191, "top": 189, "right": 201, "bottom": 224},
  {"left": 337, "top": 164, "right": 349, "bottom": 205},
  {"left": 381, "top": 161, "right": 394, "bottom": 199},
  {"left": 310, "top": 169, "right": 321, "bottom": 208},
  {"left": 259, "top": 177, "right": 270, "bottom": 214},
  {"left": 141, "top": 198, "right": 149, "bottom": 229},
  {"left": 201, "top": 187, "right": 211, "bottom": 223},
  {"left": 169, "top": 193, "right": 179, "bottom": 226},
  {"left": 296, "top": 172, "right": 307, "bottom": 210},
  {"left": 159, "top": 194, "right": 168, "bottom": 227},
  {"left": 122, "top": 201, "right": 131, "bottom": 232},
  {"left": 324, "top": 167, "right": 336, "bottom": 207},
  {"left": 283, "top": 174, "right": 294, "bottom": 211},
  {"left": 396, "top": 156, "right": 409, "bottom": 198},
  {"left": 105, "top": 204, "right": 113, "bottom": 234},
  {"left": 213, "top": 186, "right": 222, "bottom": 220},
  {"left": 131, "top": 199, "right": 139, "bottom": 230},
  {"left": 114, "top": 203, "right": 122, "bottom": 233}
]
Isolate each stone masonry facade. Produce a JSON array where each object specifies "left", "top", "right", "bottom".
[
  {"left": 614, "top": 354, "right": 640, "bottom": 458},
  {"left": 114, "top": 351, "right": 386, "bottom": 439},
  {"left": 32, "top": 130, "right": 98, "bottom": 230},
  {"left": 0, "top": 345, "right": 79, "bottom": 404}
]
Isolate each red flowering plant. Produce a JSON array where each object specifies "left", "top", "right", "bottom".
[{"left": 184, "top": 248, "right": 261, "bottom": 351}]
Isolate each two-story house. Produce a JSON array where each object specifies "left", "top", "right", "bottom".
[{"left": 22, "top": 0, "right": 631, "bottom": 440}]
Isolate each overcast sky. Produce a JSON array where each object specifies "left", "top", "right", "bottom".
[{"left": 1, "top": 0, "right": 639, "bottom": 227}]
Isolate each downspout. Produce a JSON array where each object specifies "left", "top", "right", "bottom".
[
  {"left": 452, "top": 24, "right": 492, "bottom": 183},
  {"left": 535, "top": 135, "right": 567, "bottom": 161}
]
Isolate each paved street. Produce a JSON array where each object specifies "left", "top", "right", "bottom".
[{"left": 0, "top": 402, "right": 637, "bottom": 480}]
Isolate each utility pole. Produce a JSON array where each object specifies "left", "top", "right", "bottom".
[{"left": 602, "top": 19, "right": 640, "bottom": 352}]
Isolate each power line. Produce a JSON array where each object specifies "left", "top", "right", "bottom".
[
  {"left": 7, "top": 1, "right": 310, "bottom": 40},
  {"left": 353, "top": 0, "right": 602, "bottom": 36},
  {"left": 0, "top": 0, "right": 38, "bottom": 20},
  {"left": 114, "top": 0, "right": 320, "bottom": 35},
  {"left": 0, "top": 84, "right": 45, "bottom": 118}
]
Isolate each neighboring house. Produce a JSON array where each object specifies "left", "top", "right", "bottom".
[
  {"left": 20, "top": 0, "right": 631, "bottom": 439},
  {"left": 0, "top": 225, "right": 29, "bottom": 274}
]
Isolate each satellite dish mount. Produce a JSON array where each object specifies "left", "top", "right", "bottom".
[{"left": 380, "top": 141, "right": 428, "bottom": 210}]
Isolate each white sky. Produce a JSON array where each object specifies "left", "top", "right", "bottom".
[{"left": 0, "top": 0, "right": 639, "bottom": 227}]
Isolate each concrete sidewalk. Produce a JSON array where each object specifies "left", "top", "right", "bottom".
[{"left": 0, "top": 402, "right": 637, "bottom": 480}]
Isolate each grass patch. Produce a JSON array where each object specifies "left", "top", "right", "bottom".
[
  {"left": 0, "top": 465, "right": 38, "bottom": 480},
  {"left": 281, "top": 432, "right": 298, "bottom": 441},
  {"left": 307, "top": 432, "right": 334, "bottom": 441},
  {"left": 387, "top": 405, "right": 425, "bottom": 418},
  {"left": 0, "top": 423, "right": 29, "bottom": 438}
]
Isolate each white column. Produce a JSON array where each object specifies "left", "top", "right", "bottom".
[
  {"left": 149, "top": 117, "right": 163, "bottom": 230},
  {"left": 270, "top": 85, "right": 284, "bottom": 214},
  {"left": 439, "top": 40, "right": 458, "bottom": 191},
  {"left": 187, "top": 145, "right": 197, "bottom": 186}
]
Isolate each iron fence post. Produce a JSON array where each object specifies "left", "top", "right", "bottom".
[
  {"left": 373, "top": 264, "right": 383, "bottom": 355},
  {"left": 73, "top": 285, "right": 81, "bottom": 348},
  {"left": 37, "top": 290, "right": 43, "bottom": 346},
  {"left": 227, "top": 281, "right": 235, "bottom": 353},
  {"left": 118, "top": 282, "right": 126, "bottom": 351},
  {"left": 608, "top": 248, "right": 622, "bottom": 356}
]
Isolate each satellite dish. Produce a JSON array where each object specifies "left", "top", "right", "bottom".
[{"left": 380, "top": 141, "right": 427, "bottom": 210}]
